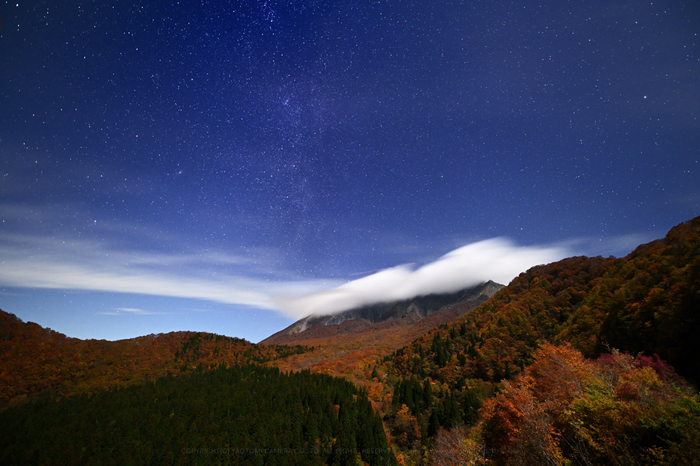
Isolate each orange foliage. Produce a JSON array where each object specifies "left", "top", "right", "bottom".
[
  {"left": 0, "top": 311, "right": 309, "bottom": 407},
  {"left": 473, "top": 342, "right": 700, "bottom": 465}
]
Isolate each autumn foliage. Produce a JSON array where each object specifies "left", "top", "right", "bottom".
[
  {"left": 467, "top": 342, "right": 700, "bottom": 465},
  {"left": 375, "top": 217, "right": 700, "bottom": 461},
  {"left": 0, "top": 311, "right": 309, "bottom": 407}
]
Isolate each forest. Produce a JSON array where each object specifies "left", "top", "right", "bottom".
[{"left": 0, "top": 364, "right": 396, "bottom": 465}]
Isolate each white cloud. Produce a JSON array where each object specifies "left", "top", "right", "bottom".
[
  {"left": 0, "top": 227, "right": 567, "bottom": 321},
  {"left": 273, "top": 238, "right": 568, "bottom": 318},
  {"left": 0, "top": 232, "right": 328, "bottom": 311},
  {"left": 100, "top": 307, "right": 165, "bottom": 316}
]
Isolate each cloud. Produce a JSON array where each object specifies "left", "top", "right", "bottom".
[
  {"left": 98, "top": 307, "right": 165, "bottom": 316},
  {"left": 0, "top": 220, "right": 567, "bottom": 321},
  {"left": 273, "top": 238, "right": 568, "bottom": 318},
  {"left": 558, "top": 233, "right": 657, "bottom": 258},
  {"left": 0, "top": 231, "right": 331, "bottom": 311}
]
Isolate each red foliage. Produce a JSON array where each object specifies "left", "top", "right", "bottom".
[{"left": 634, "top": 353, "right": 679, "bottom": 383}]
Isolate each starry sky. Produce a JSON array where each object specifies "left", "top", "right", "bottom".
[{"left": 1, "top": 0, "right": 698, "bottom": 342}]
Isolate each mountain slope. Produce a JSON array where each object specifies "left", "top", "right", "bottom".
[
  {"left": 261, "top": 282, "right": 504, "bottom": 396},
  {"left": 263, "top": 281, "right": 504, "bottom": 345},
  {"left": 389, "top": 216, "right": 700, "bottom": 385},
  {"left": 378, "top": 216, "right": 700, "bottom": 463}
]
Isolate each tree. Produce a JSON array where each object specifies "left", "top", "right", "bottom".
[{"left": 429, "top": 425, "right": 485, "bottom": 466}]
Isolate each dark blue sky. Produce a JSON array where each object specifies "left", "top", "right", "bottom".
[{"left": 1, "top": 0, "right": 698, "bottom": 342}]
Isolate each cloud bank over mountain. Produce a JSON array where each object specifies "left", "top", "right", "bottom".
[
  {"left": 0, "top": 220, "right": 567, "bottom": 321},
  {"left": 273, "top": 238, "right": 568, "bottom": 318}
]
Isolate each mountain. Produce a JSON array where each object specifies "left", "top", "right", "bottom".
[
  {"left": 3, "top": 216, "right": 700, "bottom": 465},
  {"left": 390, "top": 216, "right": 700, "bottom": 384},
  {"left": 380, "top": 216, "right": 700, "bottom": 464},
  {"left": 263, "top": 280, "right": 504, "bottom": 345},
  {"left": 0, "top": 311, "right": 309, "bottom": 408},
  {"left": 0, "top": 281, "right": 504, "bottom": 410}
]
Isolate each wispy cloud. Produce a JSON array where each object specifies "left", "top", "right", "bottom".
[
  {"left": 98, "top": 307, "right": 165, "bottom": 316},
  {"left": 0, "top": 231, "right": 332, "bottom": 312},
  {"left": 0, "top": 226, "right": 567, "bottom": 320},
  {"left": 557, "top": 233, "right": 657, "bottom": 258},
  {"left": 273, "top": 238, "right": 568, "bottom": 318}
]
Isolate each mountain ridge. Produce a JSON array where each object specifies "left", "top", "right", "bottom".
[
  {"left": 0, "top": 311, "right": 310, "bottom": 407},
  {"left": 263, "top": 280, "right": 504, "bottom": 345}
]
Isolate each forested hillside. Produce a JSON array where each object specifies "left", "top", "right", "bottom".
[
  {"left": 378, "top": 216, "right": 700, "bottom": 464},
  {"left": 0, "top": 364, "right": 396, "bottom": 465},
  {"left": 262, "top": 283, "right": 503, "bottom": 409},
  {"left": 0, "top": 313, "right": 309, "bottom": 407}
]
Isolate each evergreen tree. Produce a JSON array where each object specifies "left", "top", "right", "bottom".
[{"left": 422, "top": 379, "right": 433, "bottom": 408}]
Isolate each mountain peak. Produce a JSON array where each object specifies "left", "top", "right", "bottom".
[{"left": 262, "top": 280, "right": 504, "bottom": 345}]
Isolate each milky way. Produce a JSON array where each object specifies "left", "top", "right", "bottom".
[{"left": 1, "top": 0, "right": 698, "bottom": 341}]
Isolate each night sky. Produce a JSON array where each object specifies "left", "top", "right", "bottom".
[{"left": 1, "top": 0, "right": 698, "bottom": 342}]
